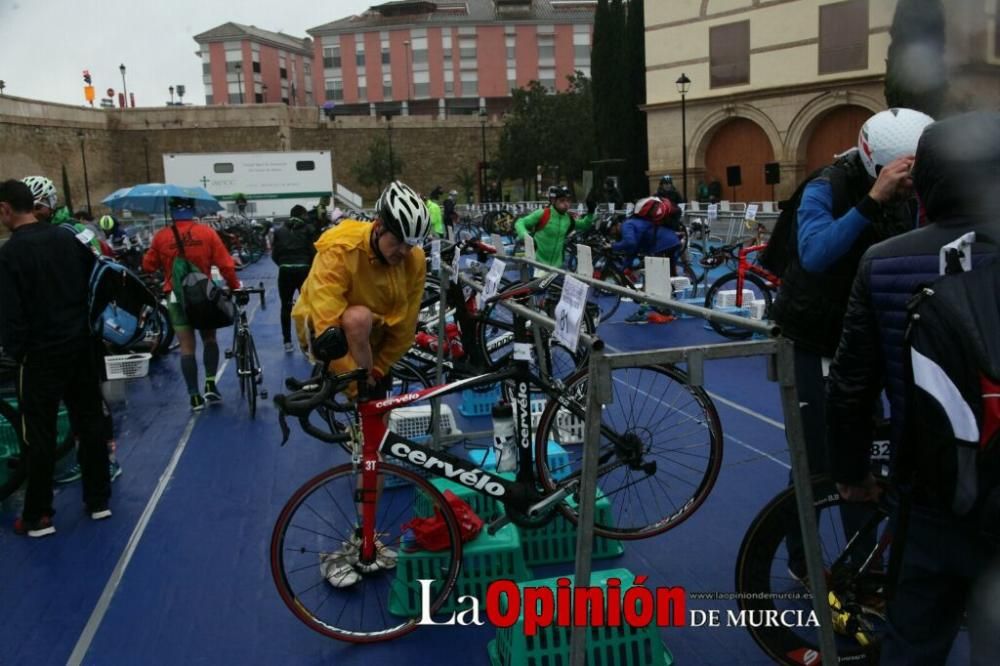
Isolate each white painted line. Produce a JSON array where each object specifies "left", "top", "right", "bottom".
[
  {"left": 707, "top": 390, "right": 786, "bottom": 431},
  {"left": 69, "top": 297, "right": 263, "bottom": 664}
]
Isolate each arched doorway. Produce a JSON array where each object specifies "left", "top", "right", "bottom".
[
  {"left": 805, "top": 105, "right": 870, "bottom": 173},
  {"left": 703, "top": 118, "right": 775, "bottom": 202}
]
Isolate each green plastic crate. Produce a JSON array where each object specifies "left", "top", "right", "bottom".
[
  {"left": 0, "top": 399, "right": 72, "bottom": 460},
  {"left": 487, "top": 568, "right": 675, "bottom": 666},
  {"left": 388, "top": 522, "right": 532, "bottom": 617},
  {"left": 518, "top": 491, "right": 625, "bottom": 566}
]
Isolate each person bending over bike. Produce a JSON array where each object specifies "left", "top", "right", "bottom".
[
  {"left": 514, "top": 185, "right": 594, "bottom": 269},
  {"left": 292, "top": 180, "right": 429, "bottom": 396},
  {"left": 611, "top": 196, "right": 679, "bottom": 325},
  {"left": 291, "top": 180, "right": 429, "bottom": 586}
]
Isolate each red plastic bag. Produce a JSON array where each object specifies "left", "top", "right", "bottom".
[{"left": 403, "top": 490, "right": 484, "bottom": 551}]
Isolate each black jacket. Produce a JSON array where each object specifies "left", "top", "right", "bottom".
[
  {"left": 827, "top": 112, "right": 1000, "bottom": 490},
  {"left": 0, "top": 223, "right": 96, "bottom": 361},
  {"left": 272, "top": 218, "right": 316, "bottom": 267}
]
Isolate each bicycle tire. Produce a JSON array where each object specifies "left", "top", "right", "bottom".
[
  {"left": 154, "top": 303, "right": 175, "bottom": 356},
  {"left": 684, "top": 241, "right": 709, "bottom": 286},
  {"left": 734, "top": 477, "right": 889, "bottom": 665},
  {"left": 236, "top": 334, "right": 248, "bottom": 400},
  {"left": 475, "top": 281, "right": 593, "bottom": 383},
  {"left": 535, "top": 363, "right": 723, "bottom": 539},
  {"left": 270, "top": 462, "right": 463, "bottom": 643},
  {"left": 245, "top": 333, "right": 260, "bottom": 419},
  {"left": 704, "top": 271, "right": 774, "bottom": 339},
  {"left": 587, "top": 267, "right": 626, "bottom": 323}
]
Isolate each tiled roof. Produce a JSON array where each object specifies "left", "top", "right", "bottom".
[
  {"left": 308, "top": 0, "right": 595, "bottom": 35},
  {"left": 194, "top": 22, "right": 312, "bottom": 54}
]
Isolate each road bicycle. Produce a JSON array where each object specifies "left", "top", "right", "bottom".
[
  {"left": 702, "top": 239, "right": 781, "bottom": 339},
  {"left": 734, "top": 474, "right": 892, "bottom": 664},
  {"left": 224, "top": 284, "right": 267, "bottom": 418},
  {"left": 270, "top": 313, "right": 723, "bottom": 642}
]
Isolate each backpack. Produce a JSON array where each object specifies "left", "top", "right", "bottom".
[
  {"left": 901, "top": 246, "right": 1000, "bottom": 536},
  {"left": 90, "top": 259, "right": 159, "bottom": 348},
  {"left": 169, "top": 224, "right": 236, "bottom": 330},
  {"left": 533, "top": 206, "right": 574, "bottom": 235}
]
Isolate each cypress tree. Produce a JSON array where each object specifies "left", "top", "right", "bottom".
[{"left": 622, "top": 0, "right": 649, "bottom": 199}]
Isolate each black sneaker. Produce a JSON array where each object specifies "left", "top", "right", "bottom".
[
  {"left": 190, "top": 394, "right": 206, "bottom": 412},
  {"left": 204, "top": 381, "right": 222, "bottom": 404}
]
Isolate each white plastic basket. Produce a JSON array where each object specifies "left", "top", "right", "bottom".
[
  {"left": 748, "top": 300, "right": 767, "bottom": 320},
  {"left": 523, "top": 397, "right": 584, "bottom": 445},
  {"left": 670, "top": 276, "right": 692, "bottom": 294},
  {"left": 388, "top": 404, "right": 459, "bottom": 441},
  {"left": 104, "top": 353, "right": 152, "bottom": 380},
  {"left": 714, "top": 289, "right": 756, "bottom": 308}
]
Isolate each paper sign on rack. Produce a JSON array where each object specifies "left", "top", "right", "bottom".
[
  {"left": 490, "top": 233, "right": 506, "bottom": 256},
  {"left": 575, "top": 243, "right": 594, "bottom": 279},
  {"left": 707, "top": 204, "right": 719, "bottom": 221},
  {"left": 644, "top": 256, "right": 672, "bottom": 300},
  {"left": 479, "top": 258, "right": 506, "bottom": 308},
  {"left": 625, "top": 202, "right": 634, "bottom": 216},
  {"left": 553, "top": 274, "right": 589, "bottom": 353},
  {"left": 744, "top": 204, "right": 759, "bottom": 221},
  {"left": 431, "top": 240, "right": 441, "bottom": 271},
  {"left": 450, "top": 244, "right": 461, "bottom": 284},
  {"left": 524, "top": 234, "right": 536, "bottom": 261}
]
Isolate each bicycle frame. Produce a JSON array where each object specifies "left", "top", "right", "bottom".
[{"left": 733, "top": 244, "right": 780, "bottom": 307}]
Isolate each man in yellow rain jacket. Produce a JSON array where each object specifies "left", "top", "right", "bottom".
[{"left": 292, "top": 181, "right": 429, "bottom": 393}]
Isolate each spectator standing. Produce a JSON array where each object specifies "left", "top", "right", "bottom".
[
  {"left": 443, "top": 190, "right": 458, "bottom": 232},
  {"left": 603, "top": 177, "right": 624, "bottom": 211},
  {"left": 424, "top": 186, "right": 445, "bottom": 238},
  {"left": 827, "top": 110, "right": 1000, "bottom": 664},
  {"left": 514, "top": 185, "right": 595, "bottom": 269},
  {"left": 770, "top": 107, "right": 934, "bottom": 579},
  {"left": 0, "top": 180, "right": 111, "bottom": 536},
  {"left": 273, "top": 205, "right": 317, "bottom": 353},
  {"left": 142, "top": 198, "right": 240, "bottom": 411}
]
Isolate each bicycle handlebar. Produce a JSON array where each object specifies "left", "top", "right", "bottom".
[{"left": 272, "top": 367, "right": 369, "bottom": 445}]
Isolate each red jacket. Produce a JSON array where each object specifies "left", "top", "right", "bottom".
[{"left": 142, "top": 221, "right": 240, "bottom": 292}]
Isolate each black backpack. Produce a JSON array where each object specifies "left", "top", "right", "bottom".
[{"left": 900, "top": 246, "right": 1000, "bottom": 538}]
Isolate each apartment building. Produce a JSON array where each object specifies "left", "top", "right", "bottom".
[
  {"left": 645, "top": 0, "right": 1000, "bottom": 201},
  {"left": 194, "top": 23, "right": 315, "bottom": 107}
]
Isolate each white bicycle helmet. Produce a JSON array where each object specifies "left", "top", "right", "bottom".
[
  {"left": 857, "top": 108, "right": 934, "bottom": 179},
  {"left": 376, "top": 180, "right": 430, "bottom": 245},
  {"left": 22, "top": 176, "right": 57, "bottom": 209}
]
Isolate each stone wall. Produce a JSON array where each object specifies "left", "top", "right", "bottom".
[{"left": 0, "top": 96, "right": 499, "bottom": 214}]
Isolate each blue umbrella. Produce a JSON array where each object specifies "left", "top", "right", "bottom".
[{"left": 102, "top": 183, "right": 223, "bottom": 217}]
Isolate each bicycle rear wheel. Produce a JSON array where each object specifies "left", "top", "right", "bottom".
[
  {"left": 704, "top": 271, "right": 774, "bottom": 339},
  {"left": 270, "top": 462, "right": 463, "bottom": 643},
  {"left": 734, "top": 476, "right": 889, "bottom": 664},
  {"left": 535, "top": 363, "right": 723, "bottom": 539},
  {"left": 244, "top": 334, "right": 261, "bottom": 418},
  {"left": 587, "top": 265, "right": 626, "bottom": 323}
]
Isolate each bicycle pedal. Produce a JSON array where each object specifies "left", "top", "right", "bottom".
[
  {"left": 260, "top": 390, "right": 268, "bottom": 399},
  {"left": 224, "top": 350, "right": 234, "bottom": 359}
]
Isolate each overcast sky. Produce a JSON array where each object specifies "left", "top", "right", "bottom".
[{"left": 0, "top": 0, "right": 373, "bottom": 107}]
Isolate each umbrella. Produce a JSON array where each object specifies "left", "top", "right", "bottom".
[{"left": 102, "top": 183, "right": 223, "bottom": 217}]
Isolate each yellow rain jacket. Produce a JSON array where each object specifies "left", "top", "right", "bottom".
[{"left": 292, "top": 219, "right": 426, "bottom": 378}]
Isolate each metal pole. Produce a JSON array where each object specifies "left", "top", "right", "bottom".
[
  {"left": 386, "top": 115, "right": 394, "bottom": 182},
  {"left": 119, "top": 64, "right": 128, "bottom": 109},
  {"left": 681, "top": 92, "right": 688, "bottom": 202},
  {"left": 78, "top": 133, "right": 92, "bottom": 215}
]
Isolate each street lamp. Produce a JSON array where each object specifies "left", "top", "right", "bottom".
[
  {"left": 675, "top": 72, "right": 691, "bottom": 202},
  {"left": 169, "top": 86, "right": 175, "bottom": 105},
  {"left": 385, "top": 113, "right": 395, "bottom": 182},
  {"left": 77, "top": 130, "right": 92, "bottom": 215},
  {"left": 119, "top": 63, "right": 128, "bottom": 109},
  {"left": 234, "top": 62, "right": 244, "bottom": 104},
  {"left": 479, "top": 107, "right": 488, "bottom": 203},
  {"left": 0, "top": 80, "right": 5, "bottom": 95},
  {"left": 176, "top": 84, "right": 185, "bottom": 105}
]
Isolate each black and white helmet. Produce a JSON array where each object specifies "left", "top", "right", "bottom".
[
  {"left": 376, "top": 181, "right": 430, "bottom": 245},
  {"left": 22, "top": 175, "right": 57, "bottom": 209}
]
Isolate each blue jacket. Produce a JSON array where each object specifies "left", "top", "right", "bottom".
[{"left": 611, "top": 216, "right": 680, "bottom": 264}]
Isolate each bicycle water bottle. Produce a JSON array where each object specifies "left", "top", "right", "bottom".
[{"left": 491, "top": 402, "right": 517, "bottom": 473}]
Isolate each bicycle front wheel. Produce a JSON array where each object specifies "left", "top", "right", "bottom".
[
  {"left": 270, "top": 462, "right": 463, "bottom": 643},
  {"left": 704, "top": 271, "right": 774, "bottom": 339},
  {"left": 734, "top": 477, "right": 889, "bottom": 665},
  {"left": 244, "top": 333, "right": 260, "bottom": 418},
  {"left": 535, "top": 363, "right": 723, "bottom": 539}
]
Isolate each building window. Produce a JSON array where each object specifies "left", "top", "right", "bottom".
[
  {"left": 252, "top": 61, "right": 261, "bottom": 73},
  {"left": 539, "top": 68, "right": 556, "bottom": 91},
  {"left": 709, "top": 21, "right": 750, "bottom": 88},
  {"left": 280, "top": 67, "right": 287, "bottom": 79},
  {"left": 819, "top": 0, "right": 869, "bottom": 74},
  {"left": 324, "top": 46, "right": 341, "bottom": 69},
  {"left": 227, "top": 94, "right": 241, "bottom": 104},
  {"left": 445, "top": 80, "right": 454, "bottom": 95},
  {"left": 356, "top": 46, "right": 365, "bottom": 67},
  {"left": 202, "top": 62, "right": 211, "bottom": 76},
  {"left": 538, "top": 37, "right": 555, "bottom": 61},
  {"left": 382, "top": 47, "right": 390, "bottom": 65},
  {"left": 325, "top": 79, "right": 343, "bottom": 101},
  {"left": 255, "top": 93, "right": 264, "bottom": 103},
  {"left": 459, "top": 37, "right": 476, "bottom": 59},
  {"left": 205, "top": 94, "right": 214, "bottom": 105},
  {"left": 304, "top": 62, "right": 311, "bottom": 76},
  {"left": 383, "top": 81, "right": 392, "bottom": 99},
  {"left": 358, "top": 75, "right": 367, "bottom": 101}
]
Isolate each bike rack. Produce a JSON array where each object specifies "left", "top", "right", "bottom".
[{"left": 501, "top": 253, "right": 839, "bottom": 666}]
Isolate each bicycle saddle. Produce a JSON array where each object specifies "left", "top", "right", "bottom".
[{"left": 311, "top": 327, "right": 349, "bottom": 363}]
